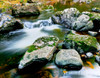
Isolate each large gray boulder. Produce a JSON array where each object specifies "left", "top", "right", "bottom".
[
  {"left": 55, "top": 49, "right": 83, "bottom": 70},
  {"left": 72, "top": 14, "right": 93, "bottom": 31},
  {"left": 0, "top": 13, "right": 23, "bottom": 34},
  {"left": 12, "top": 3, "right": 40, "bottom": 17},
  {"left": 18, "top": 36, "right": 59, "bottom": 69},
  {"left": 51, "top": 8, "right": 80, "bottom": 28}
]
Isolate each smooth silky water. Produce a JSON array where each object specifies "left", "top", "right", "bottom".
[{"left": 0, "top": 0, "right": 100, "bottom": 78}]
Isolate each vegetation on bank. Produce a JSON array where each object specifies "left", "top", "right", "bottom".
[{"left": 0, "top": 0, "right": 27, "bottom": 11}]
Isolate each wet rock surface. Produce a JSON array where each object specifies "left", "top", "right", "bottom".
[
  {"left": 12, "top": 3, "right": 40, "bottom": 17},
  {"left": 55, "top": 49, "right": 83, "bottom": 70},
  {"left": 0, "top": 13, "right": 23, "bottom": 34},
  {"left": 18, "top": 36, "right": 59, "bottom": 70}
]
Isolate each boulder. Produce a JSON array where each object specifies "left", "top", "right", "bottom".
[
  {"left": 82, "top": 12, "right": 100, "bottom": 31},
  {"left": 55, "top": 49, "right": 83, "bottom": 70},
  {"left": 12, "top": 3, "right": 40, "bottom": 17},
  {"left": 92, "top": 7, "right": 100, "bottom": 13},
  {"left": 18, "top": 36, "right": 59, "bottom": 70},
  {"left": 86, "top": 52, "right": 93, "bottom": 58},
  {"left": 88, "top": 31, "right": 98, "bottom": 36},
  {"left": 63, "top": 32, "right": 99, "bottom": 54},
  {"left": 72, "top": 14, "right": 93, "bottom": 31},
  {"left": 0, "top": 13, "right": 23, "bottom": 34},
  {"left": 95, "top": 55, "right": 100, "bottom": 65},
  {"left": 51, "top": 8, "right": 80, "bottom": 28}
]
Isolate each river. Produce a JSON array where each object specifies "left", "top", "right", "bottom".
[{"left": 0, "top": 0, "right": 100, "bottom": 78}]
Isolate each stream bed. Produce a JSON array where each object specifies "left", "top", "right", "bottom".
[{"left": 0, "top": 0, "right": 100, "bottom": 78}]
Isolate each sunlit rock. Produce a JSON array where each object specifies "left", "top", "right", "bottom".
[
  {"left": 18, "top": 36, "right": 59, "bottom": 69},
  {"left": 86, "top": 52, "right": 94, "bottom": 58},
  {"left": 0, "top": 13, "right": 23, "bottom": 34},
  {"left": 82, "top": 12, "right": 100, "bottom": 31},
  {"left": 51, "top": 8, "right": 80, "bottom": 28},
  {"left": 55, "top": 49, "right": 83, "bottom": 70},
  {"left": 72, "top": 14, "right": 93, "bottom": 31},
  {"left": 12, "top": 3, "right": 40, "bottom": 17}
]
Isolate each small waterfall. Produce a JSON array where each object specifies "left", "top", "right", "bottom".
[{"left": 23, "top": 18, "right": 53, "bottom": 29}]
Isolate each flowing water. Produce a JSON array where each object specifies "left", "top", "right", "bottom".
[{"left": 0, "top": 0, "right": 100, "bottom": 78}]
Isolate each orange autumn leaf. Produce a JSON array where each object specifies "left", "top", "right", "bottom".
[
  {"left": 63, "top": 70, "right": 67, "bottom": 74},
  {"left": 86, "top": 61, "right": 94, "bottom": 69}
]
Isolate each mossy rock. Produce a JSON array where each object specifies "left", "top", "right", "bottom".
[
  {"left": 82, "top": 12, "right": 100, "bottom": 31},
  {"left": 64, "top": 32, "right": 98, "bottom": 53},
  {"left": 18, "top": 36, "right": 59, "bottom": 69}
]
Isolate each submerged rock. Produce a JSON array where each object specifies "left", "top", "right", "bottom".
[
  {"left": 63, "top": 32, "right": 99, "bottom": 54},
  {"left": 55, "top": 49, "right": 83, "bottom": 70},
  {"left": 0, "top": 13, "right": 23, "bottom": 34},
  {"left": 72, "top": 14, "right": 93, "bottom": 31},
  {"left": 18, "top": 36, "right": 59, "bottom": 70},
  {"left": 12, "top": 3, "right": 40, "bottom": 17}
]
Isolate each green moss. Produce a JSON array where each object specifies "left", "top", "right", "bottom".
[
  {"left": 65, "top": 33, "right": 98, "bottom": 52},
  {"left": 27, "top": 45, "right": 37, "bottom": 53},
  {"left": 27, "top": 36, "right": 58, "bottom": 53},
  {"left": 55, "top": 11, "right": 63, "bottom": 16},
  {"left": 66, "top": 33, "right": 98, "bottom": 48},
  {"left": 84, "top": 12, "right": 100, "bottom": 20}
]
